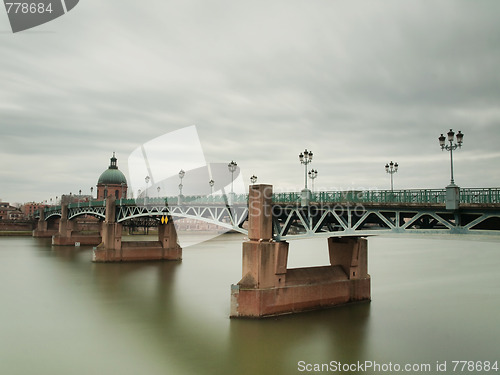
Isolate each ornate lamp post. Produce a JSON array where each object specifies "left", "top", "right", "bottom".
[
  {"left": 299, "top": 149, "right": 313, "bottom": 189},
  {"left": 228, "top": 161, "right": 237, "bottom": 193},
  {"left": 439, "top": 129, "right": 464, "bottom": 210},
  {"left": 439, "top": 129, "right": 464, "bottom": 185},
  {"left": 90, "top": 187, "right": 93, "bottom": 200},
  {"left": 145, "top": 176, "right": 150, "bottom": 201},
  {"left": 308, "top": 169, "right": 318, "bottom": 192},
  {"left": 384, "top": 161, "right": 398, "bottom": 192},
  {"left": 228, "top": 161, "right": 238, "bottom": 205},
  {"left": 209, "top": 179, "right": 214, "bottom": 194},
  {"left": 250, "top": 175, "right": 257, "bottom": 185},
  {"left": 178, "top": 170, "right": 185, "bottom": 196},
  {"left": 157, "top": 186, "right": 161, "bottom": 198},
  {"left": 299, "top": 149, "right": 313, "bottom": 206},
  {"left": 121, "top": 182, "right": 125, "bottom": 204}
]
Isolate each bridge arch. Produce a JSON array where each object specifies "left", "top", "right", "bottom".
[
  {"left": 45, "top": 212, "right": 62, "bottom": 221},
  {"left": 116, "top": 209, "right": 248, "bottom": 235},
  {"left": 67, "top": 211, "right": 106, "bottom": 221}
]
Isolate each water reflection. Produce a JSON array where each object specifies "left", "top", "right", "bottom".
[{"left": 228, "top": 303, "right": 371, "bottom": 374}]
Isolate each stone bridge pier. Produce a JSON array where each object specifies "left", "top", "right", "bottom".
[
  {"left": 51, "top": 202, "right": 102, "bottom": 246},
  {"left": 33, "top": 208, "right": 58, "bottom": 238},
  {"left": 92, "top": 196, "right": 182, "bottom": 262},
  {"left": 230, "top": 184, "right": 371, "bottom": 318}
]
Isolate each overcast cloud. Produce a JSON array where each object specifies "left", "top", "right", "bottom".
[{"left": 1, "top": 0, "right": 499, "bottom": 203}]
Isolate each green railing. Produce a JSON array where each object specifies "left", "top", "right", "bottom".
[
  {"left": 68, "top": 200, "right": 106, "bottom": 209},
  {"left": 273, "top": 188, "right": 500, "bottom": 205},
  {"left": 460, "top": 188, "right": 500, "bottom": 204},
  {"left": 314, "top": 189, "right": 447, "bottom": 204}
]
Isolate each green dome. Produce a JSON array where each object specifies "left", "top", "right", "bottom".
[
  {"left": 98, "top": 169, "right": 127, "bottom": 185},
  {"left": 98, "top": 153, "right": 128, "bottom": 185}
]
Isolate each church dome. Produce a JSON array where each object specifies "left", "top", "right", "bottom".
[{"left": 97, "top": 153, "right": 128, "bottom": 185}]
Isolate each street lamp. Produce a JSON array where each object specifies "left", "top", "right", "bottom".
[
  {"left": 157, "top": 186, "right": 161, "bottom": 198},
  {"left": 299, "top": 149, "right": 313, "bottom": 189},
  {"left": 145, "top": 176, "right": 150, "bottom": 201},
  {"left": 178, "top": 170, "right": 185, "bottom": 196},
  {"left": 228, "top": 161, "right": 237, "bottom": 194},
  {"left": 209, "top": 179, "right": 214, "bottom": 194},
  {"left": 439, "top": 129, "right": 464, "bottom": 210},
  {"left": 384, "top": 161, "right": 398, "bottom": 191},
  {"left": 90, "top": 187, "right": 93, "bottom": 200},
  {"left": 250, "top": 175, "right": 257, "bottom": 184},
  {"left": 299, "top": 149, "right": 313, "bottom": 206},
  {"left": 438, "top": 129, "right": 464, "bottom": 185},
  {"left": 121, "top": 182, "right": 125, "bottom": 204},
  {"left": 308, "top": 169, "right": 318, "bottom": 192}
]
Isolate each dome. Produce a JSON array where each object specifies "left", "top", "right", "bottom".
[
  {"left": 98, "top": 169, "right": 127, "bottom": 185},
  {"left": 97, "top": 153, "right": 128, "bottom": 186}
]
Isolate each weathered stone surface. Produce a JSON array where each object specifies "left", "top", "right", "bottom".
[{"left": 231, "top": 184, "right": 370, "bottom": 318}]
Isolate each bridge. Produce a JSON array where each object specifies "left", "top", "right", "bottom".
[
  {"left": 36, "top": 186, "right": 500, "bottom": 240},
  {"left": 33, "top": 185, "right": 500, "bottom": 318}
]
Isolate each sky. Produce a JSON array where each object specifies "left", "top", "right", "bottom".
[{"left": 1, "top": 0, "right": 499, "bottom": 204}]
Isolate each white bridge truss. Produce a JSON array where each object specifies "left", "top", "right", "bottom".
[{"left": 272, "top": 205, "right": 500, "bottom": 240}]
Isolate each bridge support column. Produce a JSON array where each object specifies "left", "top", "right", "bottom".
[
  {"left": 158, "top": 220, "right": 182, "bottom": 260},
  {"left": 33, "top": 208, "right": 58, "bottom": 238},
  {"left": 93, "top": 197, "right": 182, "bottom": 262},
  {"left": 230, "top": 184, "right": 370, "bottom": 318},
  {"left": 51, "top": 202, "right": 102, "bottom": 246}
]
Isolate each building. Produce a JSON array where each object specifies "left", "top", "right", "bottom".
[
  {"left": 0, "top": 201, "right": 25, "bottom": 220},
  {"left": 22, "top": 202, "right": 45, "bottom": 219},
  {"left": 96, "top": 153, "right": 128, "bottom": 200}
]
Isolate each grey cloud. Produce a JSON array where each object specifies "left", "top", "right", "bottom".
[{"left": 1, "top": 0, "right": 499, "bottom": 202}]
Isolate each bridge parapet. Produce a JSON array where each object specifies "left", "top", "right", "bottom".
[{"left": 273, "top": 187, "right": 500, "bottom": 206}]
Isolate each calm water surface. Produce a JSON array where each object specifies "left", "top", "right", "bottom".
[{"left": 0, "top": 234, "right": 499, "bottom": 375}]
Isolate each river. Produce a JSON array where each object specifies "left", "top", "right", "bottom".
[{"left": 0, "top": 233, "right": 499, "bottom": 375}]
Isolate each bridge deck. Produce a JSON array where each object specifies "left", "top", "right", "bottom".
[{"left": 36, "top": 187, "right": 500, "bottom": 239}]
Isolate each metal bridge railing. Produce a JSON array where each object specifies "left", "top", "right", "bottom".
[
  {"left": 68, "top": 200, "right": 106, "bottom": 209},
  {"left": 460, "top": 188, "right": 500, "bottom": 204},
  {"left": 273, "top": 188, "right": 500, "bottom": 205}
]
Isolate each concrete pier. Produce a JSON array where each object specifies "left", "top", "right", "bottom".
[
  {"left": 33, "top": 207, "right": 59, "bottom": 238},
  {"left": 92, "top": 196, "right": 182, "bottom": 262},
  {"left": 51, "top": 202, "right": 102, "bottom": 246},
  {"left": 230, "top": 184, "right": 370, "bottom": 318}
]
